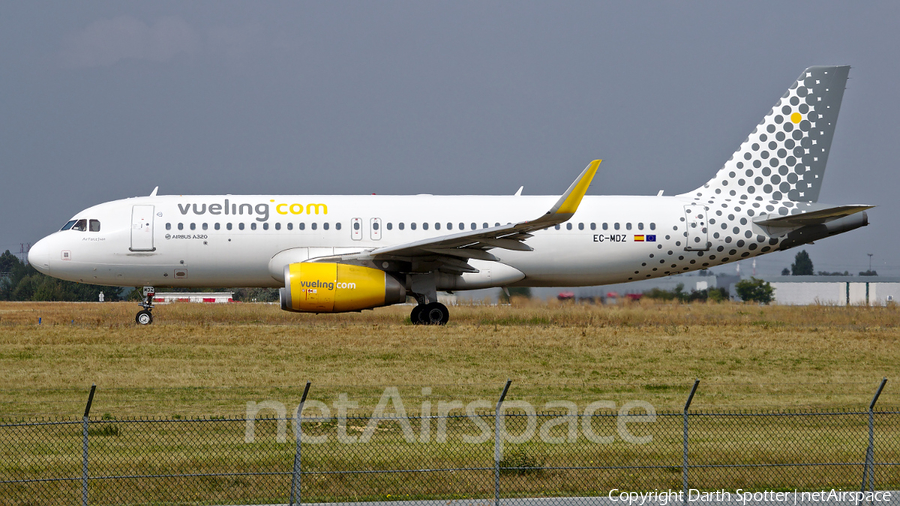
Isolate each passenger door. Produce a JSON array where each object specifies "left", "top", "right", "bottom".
[
  {"left": 130, "top": 205, "right": 155, "bottom": 252},
  {"left": 683, "top": 204, "right": 709, "bottom": 251}
]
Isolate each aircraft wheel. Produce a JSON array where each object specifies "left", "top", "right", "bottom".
[
  {"left": 422, "top": 302, "right": 449, "bottom": 325},
  {"left": 410, "top": 305, "right": 423, "bottom": 325},
  {"left": 136, "top": 310, "right": 153, "bottom": 325}
]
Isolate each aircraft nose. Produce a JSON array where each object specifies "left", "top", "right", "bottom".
[{"left": 28, "top": 238, "right": 51, "bottom": 274}]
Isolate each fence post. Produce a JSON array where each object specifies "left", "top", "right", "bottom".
[
  {"left": 683, "top": 379, "right": 699, "bottom": 506},
  {"left": 494, "top": 379, "right": 512, "bottom": 506},
  {"left": 858, "top": 378, "right": 887, "bottom": 506},
  {"left": 289, "top": 381, "right": 311, "bottom": 506},
  {"left": 82, "top": 384, "right": 96, "bottom": 506}
]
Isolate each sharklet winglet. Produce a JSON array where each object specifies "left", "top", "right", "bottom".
[{"left": 549, "top": 160, "right": 600, "bottom": 216}]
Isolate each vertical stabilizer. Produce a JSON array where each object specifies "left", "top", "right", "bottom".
[{"left": 687, "top": 66, "right": 849, "bottom": 203}]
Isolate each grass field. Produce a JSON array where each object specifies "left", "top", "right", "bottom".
[
  {"left": 0, "top": 299, "right": 897, "bottom": 418},
  {"left": 2, "top": 300, "right": 899, "bottom": 504}
]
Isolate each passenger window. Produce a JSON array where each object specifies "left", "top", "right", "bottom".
[
  {"left": 275, "top": 223, "right": 281, "bottom": 230},
  {"left": 250, "top": 223, "right": 257, "bottom": 230},
  {"left": 165, "top": 223, "right": 172, "bottom": 231},
  {"left": 178, "top": 223, "right": 184, "bottom": 231},
  {"left": 459, "top": 223, "right": 464, "bottom": 230},
  {"left": 566, "top": 223, "right": 572, "bottom": 230},
  {"left": 411, "top": 223, "right": 416, "bottom": 230},
  {"left": 287, "top": 223, "right": 293, "bottom": 230},
  {"left": 61, "top": 220, "right": 77, "bottom": 231},
  {"left": 626, "top": 223, "right": 632, "bottom": 230},
  {"left": 614, "top": 223, "right": 620, "bottom": 230},
  {"left": 590, "top": 223, "right": 596, "bottom": 230},
  {"left": 239, "top": 223, "right": 245, "bottom": 230},
  {"left": 324, "top": 223, "right": 329, "bottom": 230},
  {"left": 299, "top": 223, "right": 305, "bottom": 230},
  {"left": 482, "top": 223, "right": 488, "bottom": 229},
  {"left": 602, "top": 223, "right": 608, "bottom": 230},
  {"left": 336, "top": 222, "right": 341, "bottom": 231},
  {"left": 471, "top": 223, "right": 476, "bottom": 230},
  {"left": 555, "top": 225, "right": 560, "bottom": 230},
  {"left": 387, "top": 223, "right": 393, "bottom": 230},
  {"left": 227, "top": 223, "right": 233, "bottom": 230},
  {"left": 263, "top": 223, "right": 269, "bottom": 230},
  {"left": 578, "top": 223, "right": 584, "bottom": 230},
  {"left": 191, "top": 223, "right": 196, "bottom": 231},
  {"left": 373, "top": 222, "right": 379, "bottom": 230},
  {"left": 638, "top": 223, "right": 644, "bottom": 230},
  {"left": 650, "top": 223, "right": 656, "bottom": 230},
  {"left": 354, "top": 222, "right": 360, "bottom": 230},
  {"left": 202, "top": 223, "right": 209, "bottom": 231},
  {"left": 434, "top": 223, "right": 440, "bottom": 230},
  {"left": 312, "top": 223, "right": 318, "bottom": 230},
  {"left": 215, "top": 223, "right": 221, "bottom": 230},
  {"left": 494, "top": 223, "right": 500, "bottom": 227},
  {"left": 423, "top": 223, "right": 429, "bottom": 230},
  {"left": 447, "top": 223, "right": 452, "bottom": 230},
  {"left": 399, "top": 222, "right": 405, "bottom": 230}
]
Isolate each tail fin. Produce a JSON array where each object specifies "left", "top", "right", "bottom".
[{"left": 688, "top": 66, "right": 849, "bottom": 203}]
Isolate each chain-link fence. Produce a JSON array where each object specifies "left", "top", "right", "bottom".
[{"left": 2, "top": 381, "right": 898, "bottom": 505}]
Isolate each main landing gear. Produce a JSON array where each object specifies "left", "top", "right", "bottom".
[
  {"left": 136, "top": 286, "right": 155, "bottom": 325},
  {"left": 408, "top": 274, "right": 448, "bottom": 325},
  {"left": 411, "top": 302, "right": 449, "bottom": 325}
]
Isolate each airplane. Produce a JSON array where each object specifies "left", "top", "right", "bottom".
[{"left": 28, "top": 65, "right": 872, "bottom": 325}]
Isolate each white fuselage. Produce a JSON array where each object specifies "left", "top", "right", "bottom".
[{"left": 29, "top": 192, "right": 741, "bottom": 290}]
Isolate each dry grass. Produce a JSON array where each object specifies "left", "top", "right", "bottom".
[
  {"left": 2, "top": 300, "right": 899, "bottom": 503},
  {"left": 0, "top": 300, "right": 898, "bottom": 418}
]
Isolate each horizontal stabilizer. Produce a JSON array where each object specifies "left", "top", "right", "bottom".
[{"left": 754, "top": 204, "right": 873, "bottom": 234}]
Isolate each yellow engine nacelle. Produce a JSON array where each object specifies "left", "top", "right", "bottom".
[{"left": 280, "top": 263, "right": 406, "bottom": 313}]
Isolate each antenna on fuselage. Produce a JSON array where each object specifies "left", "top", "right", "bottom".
[
  {"left": 149, "top": 186, "right": 159, "bottom": 197},
  {"left": 514, "top": 186, "right": 523, "bottom": 196}
]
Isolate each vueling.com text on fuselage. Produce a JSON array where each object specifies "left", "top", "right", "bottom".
[{"left": 177, "top": 200, "right": 328, "bottom": 223}]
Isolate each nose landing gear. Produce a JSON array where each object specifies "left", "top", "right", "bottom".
[{"left": 136, "top": 286, "right": 155, "bottom": 325}]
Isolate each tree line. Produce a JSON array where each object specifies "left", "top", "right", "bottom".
[{"left": 782, "top": 249, "right": 877, "bottom": 276}]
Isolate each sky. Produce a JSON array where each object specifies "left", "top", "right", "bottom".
[{"left": 2, "top": 1, "right": 899, "bottom": 278}]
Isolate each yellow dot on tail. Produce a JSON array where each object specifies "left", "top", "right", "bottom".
[{"left": 790, "top": 112, "right": 802, "bottom": 124}]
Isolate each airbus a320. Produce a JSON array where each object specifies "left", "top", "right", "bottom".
[{"left": 29, "top": 66, "right": 872, "bottom": 325}]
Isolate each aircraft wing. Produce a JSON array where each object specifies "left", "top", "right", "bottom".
[
  {"left": 311, "top": 160, "right": 600, "bottom": 274},
  {"left": 753, "top": 203, "right": 873, "bottom": 235}
]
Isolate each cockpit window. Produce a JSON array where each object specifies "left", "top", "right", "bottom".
[{"left": 61, "top": 219, "right": 100, "bottom": 232}]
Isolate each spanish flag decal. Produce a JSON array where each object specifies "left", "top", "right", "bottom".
[{"left": 634, "top": 235, "right": 645, "bottom": 242}]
